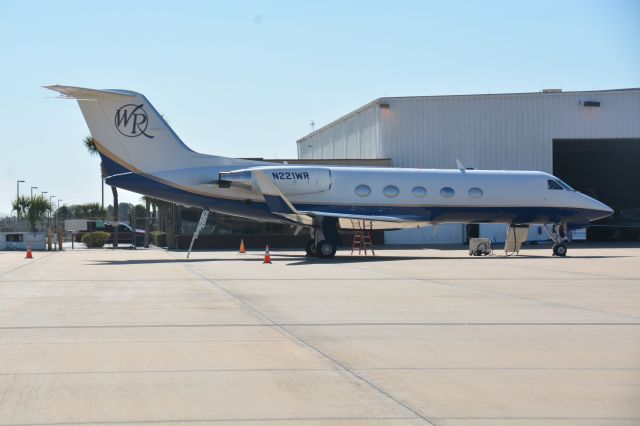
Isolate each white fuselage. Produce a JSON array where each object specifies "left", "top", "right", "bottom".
[{"left": 45, "top": 84, "right": 613, "bottom": 230}]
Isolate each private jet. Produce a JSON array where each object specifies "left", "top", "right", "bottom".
[{"left": 46, "top": 85, "right": 613, "bottom": 258}]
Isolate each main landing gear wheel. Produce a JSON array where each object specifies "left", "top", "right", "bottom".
[
  {"left": 316, "top": 240, "right": 337, "bottom": 258},
  {"left": 305, "top": 239, "right": 316, "bottom": 257},
  {"left": 553, "top": 244, "right": 567, "bottom": 257}
]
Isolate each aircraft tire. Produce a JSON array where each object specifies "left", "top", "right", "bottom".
[
  {"left": 554, "top": 244, "right": 567, "bottom": 257},
  {"left": 305, "top": 239, "right": 316, "bottom": 257},
  {"left": 316, "top": 240, "right": 337, "bottom": 258}
]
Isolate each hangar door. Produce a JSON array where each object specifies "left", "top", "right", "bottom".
[{"left": 553, "top": 139, "right": 640, "bottom": 241}]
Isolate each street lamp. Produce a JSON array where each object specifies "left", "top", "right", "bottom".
[
  {"left": 17, "top": 180, "right": 25, "bottom": 200},
  {"left": 31, "top": 186, "right": 38, "bottom": 198},
  {"left": 39, "top": 191, "right": 48, "bottom": 233},
  {"left": 16, "top": 180, "right": 25, "bottom": 229},
  {"left": 55, "top": 199, "right": 63, "bottom": 236},
  {"left": 49, "top": 195, "right": 55, "bottom": 220}
]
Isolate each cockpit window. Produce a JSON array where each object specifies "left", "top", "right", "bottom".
[
  {"left": 555, "top": 179, "right": 575, "bottom": 191},
  {"left": 548, "top": 180, "right": 563, "bottom": 190}
]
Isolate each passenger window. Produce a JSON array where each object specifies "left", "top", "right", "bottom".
[
  {"left": 355, "top": 184, "right": 371, "bottom": 197},
  {"left": 548, "top": 180, "right": 562, "bottom": 190},
  {"left": 468, "top": 187, "right": 483, "bottom": 198},
  {"left": 440, "top": 187, "right": 455, "bottom": 198},
  {"left": 412, "top": 186, "right": 427, "bottom": 197},
  {"left": 383, "top": 185, "right": 400, "bottom": 197}
]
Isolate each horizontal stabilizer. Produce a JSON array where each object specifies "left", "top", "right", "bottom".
[{"left": 44, "top": 85, "right": 135, "bottom": 101}]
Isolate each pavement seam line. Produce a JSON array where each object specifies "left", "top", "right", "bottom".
[
  {"left": 1, "top": 321, "right": 639, "bottom": 330},
  {"left": 0, "top": 415, "right": 420, "bottom": 425},
  {"left": 350, "top": 262, "right": 640, "bottom": 322},
  {"left": 0, "top": 251, "right": 56, "bottom": 280},
  {"left": 426, "top": 277, "right": 640, "bottom": 322},
  {"left": 175, "top": 256, "right": 435, "bottom": 426}
]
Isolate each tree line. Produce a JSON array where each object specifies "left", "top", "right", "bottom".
[{"left": 11, "top": 136, "right": 180, "bottom": 248}]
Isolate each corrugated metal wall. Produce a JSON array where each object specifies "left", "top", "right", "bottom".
[
  {"left": 297, "top": 89, "right": 640, "bottom": 173},
  {"left": 299, "top": 104, "right": 381, "bottom": 161}
]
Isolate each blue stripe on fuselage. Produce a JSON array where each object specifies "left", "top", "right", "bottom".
[
  {"left": 104, "top": 169, "right": 602, "bottom": 225},
  {"left": 99, "top": 153, "right": 131, "bottom": 176},
  {"left": 104, "top": 171, "right": 284, "bottom": 222}
]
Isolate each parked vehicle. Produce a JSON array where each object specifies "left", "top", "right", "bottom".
[{"left": 72, "top": 221, "right": 145, "bottom": 246}]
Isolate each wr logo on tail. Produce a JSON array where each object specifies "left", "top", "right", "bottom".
[{"left": 115, "top": 104, "right": 154, "bottom": 138}]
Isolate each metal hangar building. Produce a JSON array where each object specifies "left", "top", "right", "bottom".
[{"left": 296, "top": 88, "right": 640, "bottom": 244}]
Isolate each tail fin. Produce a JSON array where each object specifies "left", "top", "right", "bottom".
[{"left": 45, "top": 85, "right": 213, "bottom": 174}]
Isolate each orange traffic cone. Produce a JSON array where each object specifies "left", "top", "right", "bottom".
[
  {"left": 263, "top": 245, "right": 272, "bottom": 264},
  {"left": 25, "top": 243, "right": 33, "bottom": 259},
  {"left": 239, "top": 239, "right": 245, "bottom": 254}
]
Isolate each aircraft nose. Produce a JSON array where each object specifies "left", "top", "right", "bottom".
[{"left": 586, "top": 196, "right": 613, "bottom": 221}]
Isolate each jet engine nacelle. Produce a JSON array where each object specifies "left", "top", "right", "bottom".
[{"left": 219, "top": 167, "right": 332, "bottom": 195}]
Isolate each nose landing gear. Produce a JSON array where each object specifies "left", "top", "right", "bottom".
[
  {"left": 546, "top": 223, "right": 568, "bottom": 257},
  {"left": 553, "top": 243, "right": 568, "bottom": 257}
]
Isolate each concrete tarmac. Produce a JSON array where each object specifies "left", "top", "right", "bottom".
[{"left": 0, "top": 244, "right": 639, "bottom": 425}]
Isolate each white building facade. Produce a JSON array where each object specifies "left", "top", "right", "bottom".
[{"left": 296, "top": 89, "right": 640, "bottom": 244}]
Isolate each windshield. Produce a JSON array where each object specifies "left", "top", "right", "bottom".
[
  {"left": 555, "top": 179, "right": 575, "bottom": 191},
  {"left": 548, "top": 180, "right": 562, "bottom": 190}
]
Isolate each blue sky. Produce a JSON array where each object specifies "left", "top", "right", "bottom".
[{"left": 0, "top": 0, "right": 638, "bottom": 210}]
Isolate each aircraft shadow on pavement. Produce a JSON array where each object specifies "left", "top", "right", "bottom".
[
  {"left": 87, "top": 253, "right": 628, "bottom": 266},
  {"left": 280, "top": 253, "right": 629, "bottom": 265}
]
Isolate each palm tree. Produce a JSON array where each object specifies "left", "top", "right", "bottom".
[
  {"left": 12, "top": 195, "right": 52, "bottom": 233},
  {"left": 84, "top": 135, "right": 119, "bottom": 247},
  {"left": 11, "top": 195, "right": 30, "bottom": 220},
  {"left": 156, "top": 199, "right": 178, "bottom": 249},
  {"left": 141, "top": 196, "right": 155, "bottom": 248}
]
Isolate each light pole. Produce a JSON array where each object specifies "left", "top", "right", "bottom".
[
  {"left": 40, "top": 192, "right": 48, "bottom": 232},
  {"left": 17, "top": 180, "right": 25, "bottom": 200},
  {"left": 56, "top": 199, "right": 63, "bottom": 230},
  {"left": 49, "top": 195, "right": 55, "bottom": 220},
  {"left": 16, "top": 180, "right": 25, "bottom": 229},
  {"left": 31, "top": 186, "right": 38, "bottom": 198}
]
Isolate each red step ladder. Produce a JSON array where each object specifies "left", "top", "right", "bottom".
[{"left": 351, "top": 219, "right": 375, "bottom": 255}]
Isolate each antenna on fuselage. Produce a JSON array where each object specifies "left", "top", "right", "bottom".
[{"left": 456, "top": 158, "right": 466, "bottom": 173}]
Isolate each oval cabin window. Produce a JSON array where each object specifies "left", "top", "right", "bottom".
[
  {"left": 440, "top": 187, "right": 455, "bottom": 198},
  {"left": 468, "top": 187, "right": 483, "bottom": 198},
  {"left": 355, "top": 184, "right": 371, "bottom": 197},
  {"left": 412, "top": 186, "right": 427, "bottom": 198},
  {"left": 383, "top": 185, "right": 400, "bottom": 198}
]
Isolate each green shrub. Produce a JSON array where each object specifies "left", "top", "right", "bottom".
[
  {"left": 150, "top": 231, "right": 167, "bottom": 248},
  {"left": 81, "top": 231, "right": 110, "bottom": 248}
]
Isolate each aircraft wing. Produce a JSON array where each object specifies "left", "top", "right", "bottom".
[
  {"left": 251, "top": 170, "right": 419, "bottom": 226},
  {"left": 297, "top": 210, "right": 408, "bottom": 222}
]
